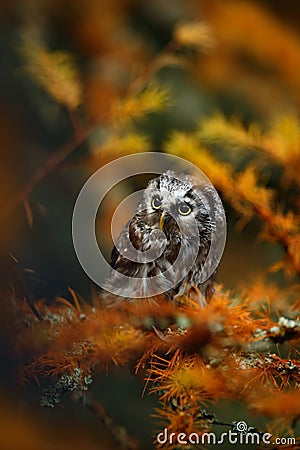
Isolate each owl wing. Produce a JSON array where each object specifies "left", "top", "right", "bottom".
[
  {"left": 110, "top": 243, "right": 120, "bottom": 269},
  {"left": 109, "top": 215, "right": 151, "bottom": 271},
  {"left": 109, "top": 224, "right": 130, "bottom": 270},
  {"left": 109, "top": 217, "right": 139, "bottom": 271}
]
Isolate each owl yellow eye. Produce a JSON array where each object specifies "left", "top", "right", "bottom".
[
  {"left": 178, "top": 203, "right": 191, "bottom": 215},
  {"left": 152, "top": 197, "right": 162, "bottom": 209}
]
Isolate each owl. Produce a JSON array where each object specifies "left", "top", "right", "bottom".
[{"left": 102, "top": 171, "right": 225, "bottom": 306}]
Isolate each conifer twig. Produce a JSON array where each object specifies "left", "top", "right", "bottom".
[
  {"left": 0, "top": 124, "right": 91, "bottom": 222},
  {"left": 84, "top": 394, "right": 140, "bottom": 450}
]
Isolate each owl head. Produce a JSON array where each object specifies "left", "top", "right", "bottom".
[{"left": 136, "top": 171, "right": 214, "bottom": 240}]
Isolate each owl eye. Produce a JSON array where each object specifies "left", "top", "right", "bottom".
[
  {"left": 151, "top": 197, "right": 162, "bottom": 209},
  {"left": 178, "top": 202, "right": 191, "bottom": 215}
]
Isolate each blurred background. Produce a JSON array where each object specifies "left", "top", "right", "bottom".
[{"left": 0, "top": 0, "right": 300, "bottom": 448}]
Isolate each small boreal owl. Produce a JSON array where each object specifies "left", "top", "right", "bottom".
[{"left": 102, "top": 171, "right": 225, "bottom": 306}]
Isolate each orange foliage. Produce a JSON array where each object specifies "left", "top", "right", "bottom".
[
  {"left": 197, "top": 0, "right": 300, "bottom": 112},
  {"left": 2, "top": 0, "right": 300, "bottom": 448},
  {"left": 16, "top": 284, "right": 300, "bottom": 444}
]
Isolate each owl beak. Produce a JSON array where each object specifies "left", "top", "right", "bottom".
[{"left": 159, "top": 211, "right": 166, "bottom": 230}]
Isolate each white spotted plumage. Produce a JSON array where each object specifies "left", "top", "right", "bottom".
[{"left": 102, "top": 171, "right": 224, "bottom": 306}]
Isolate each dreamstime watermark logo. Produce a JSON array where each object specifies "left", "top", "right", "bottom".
[
  {"left": 72, "top": 152, "right": 226, "bottom": 297},
  {"left": 156, "top": 421, "right": 296, "bottom": 446}
]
